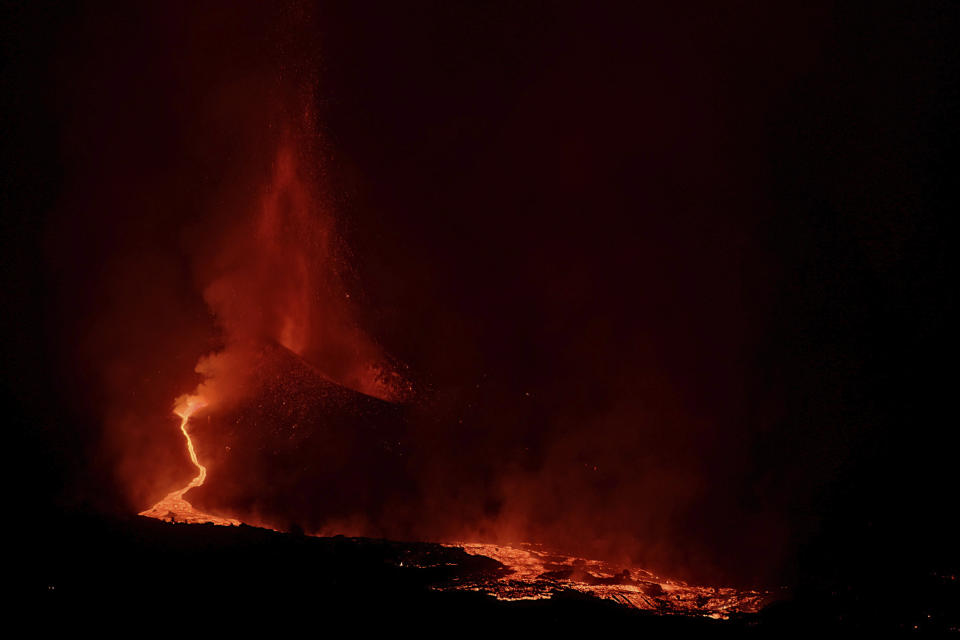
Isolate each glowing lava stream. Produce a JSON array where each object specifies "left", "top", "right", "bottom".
[
  {"left": 138, "top": 395, "right": 239, "bottom": 526},
  {"left": 441, "top": 542, "right": 770, "bottom": 617}
]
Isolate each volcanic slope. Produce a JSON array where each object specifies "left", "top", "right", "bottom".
[{"left": 184, "top": 342, "right": 410, "bottom": 533}]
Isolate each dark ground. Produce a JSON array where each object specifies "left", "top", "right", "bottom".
[{"left": 25, "top": 511, "right": 960, "bottom": 633}]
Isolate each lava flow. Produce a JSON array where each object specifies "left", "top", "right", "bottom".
[
  {"left": 438, "top": 542, "right": 770, "bottom": 618},
  {"left": 138, "top": 395, "right": 239, "bottom": 526}
]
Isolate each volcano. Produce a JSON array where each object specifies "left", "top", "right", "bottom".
[{"left": 169, "top": 342, "right": 410, "bottom": 533}]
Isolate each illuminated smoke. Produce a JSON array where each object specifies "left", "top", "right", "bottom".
[{"left": 139, "top": 112, "right": 407, "bottom": 523}]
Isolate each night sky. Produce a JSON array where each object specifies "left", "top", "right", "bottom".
[{"left": 4, "top": 1, "right": 957, "bottom": 594}]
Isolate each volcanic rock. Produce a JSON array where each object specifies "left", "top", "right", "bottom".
[{"left": 185, "top": 342, "right": 411, "bottom": 532}]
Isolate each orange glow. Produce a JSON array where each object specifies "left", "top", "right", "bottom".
[
  {"left": 440, "top": 542, "right": 770, "bottom": 618},
  {"left": 137, "top": 127, "right": 408, "bottom": 526},
  {"left": 138, "top": 395, "right": 239, "bottom": 526}
]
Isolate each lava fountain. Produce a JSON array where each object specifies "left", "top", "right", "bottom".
[{"left": 138, "top": 394, "right": 239, "bottom": 526}]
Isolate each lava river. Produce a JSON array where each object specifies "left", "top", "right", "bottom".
[
  {"left": 138, "top": 395, "right": 239, "bottom": 526},
  {"left": 439, "top": 542, "right": 770, "bottom": 618}
]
